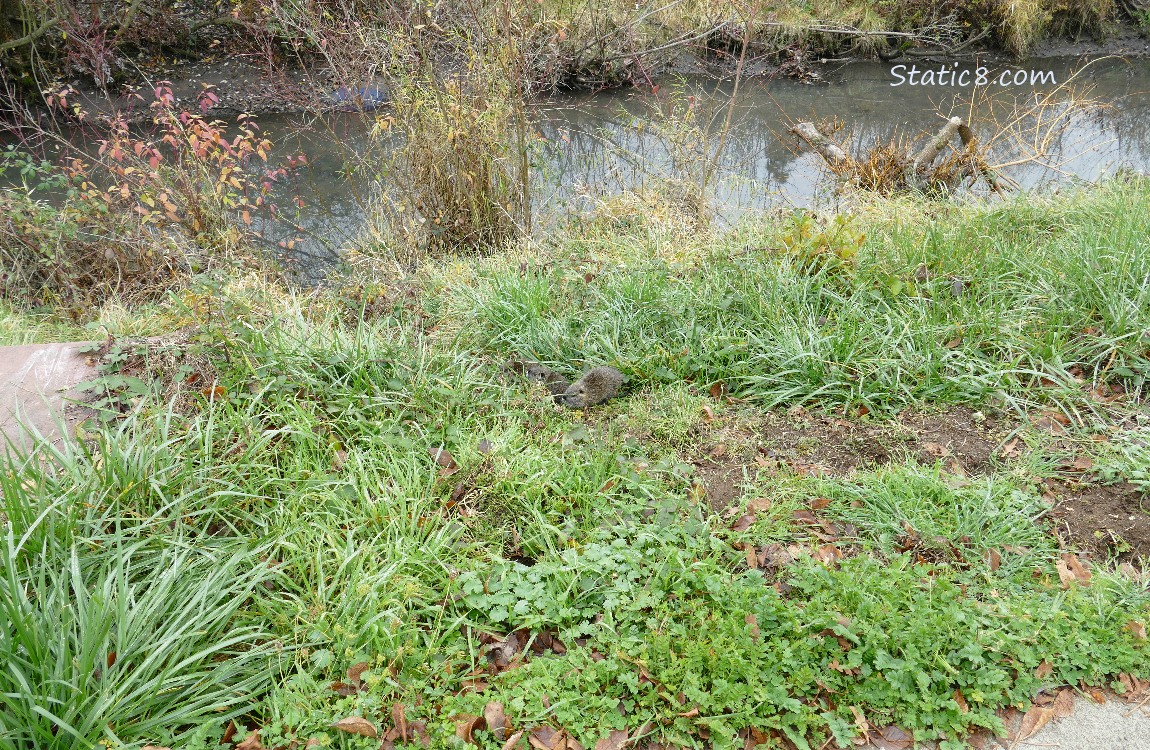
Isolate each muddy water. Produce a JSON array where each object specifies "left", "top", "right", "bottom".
[
  {"left": 9, "top": 57, "right": 1148, "bottom": 276},
  {"left": 255, "top": 56, "right": 1150, "bottom": 276}
]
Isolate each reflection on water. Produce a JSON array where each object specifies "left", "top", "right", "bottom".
[
  {"left": 260, "top": 57, "right": 1150, "bottom": 276},
  {"left": 10, "top": 57, "right": 1150, "bottom": 278}
]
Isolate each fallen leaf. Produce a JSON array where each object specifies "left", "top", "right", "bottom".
[
  {"left": 503, "top": 730, "right": 525, "bottom": 750},
  {"left": 392, "top": 703, "right": 409, "bottom": 741},
  {"left": 814, "top": 544, "right": 842, "bottom": 567},
  {"left": 484, "top": 702, "right": 509, "bottom": 742},
  {"left": 792, "top": 509, "right": 819, "bottom": 525},
  {"left": 346, "top": 661, "right": 369, "bottom": 685},
  {"left": 331, "top": 717, "right": 378, "bottom": 738},
  {"left": 594, "top": 729, "right": 628, "bottom": 750},
  {"left": 1056, "top": 553, "right": 1092, "bottom": 588},
  {"left": 1126, "top": 620, "right": 1147, "bottom": 640},
  {"left": 478, "top": 439, "right": 494, "bottom": 455},
  {"left": 809, "top": 497, "right": 831, "bottom": 510},
  {"left": 1016, "top": 706, "right": 1054, "bottom": 740},
  {"left": 745, "top": 613, "right": 760, "bottom": 641},
  {"left": 1035, "top": 660, "right": 1054, "bottom": 679},
  {"left": 701, "top": 404, "right": 715, "bottom": 421},
  {"left": 984, "top": 549, "right": 1002, "bottom": 571},
  {"left": 1052, "top": 688, "right": 1075, "bottom": 718},
  {"left": 944, "top": 336, "right": 963, "bottom": 349},
  {"left": 1067, "top": 453, "right": 1094, "bottom": 471},
  {"left": 455, "top": 714, "right": 486, "bottom": 744},
  {"left": 849, "top": 705, "right": 870, "bottom": 737},
  {"left": 709, "top": 381, "right": 726, "bottom": 400},
  {"left": 528, "top": 727, "right": 559, "bottom": 750},
  {"left": 677, "top": 707, "right": 700, "bottom": 718},
  {"left": 953, "top": 689, "right": 969, "bottom": 714},
  {"left": 731, "top": 513, "right": 756, "bottom": 532},
  {"left": 747, "top": 496, "right": 773, "bottom": 512},
  {"left": 872, "top": 725, "right": 913, "bottom": 750},
  {"left": 1000, "top": 437, "right": 1021, "bottom": 458},
  {"left": 429, "top": 446, "right": 459, "bottom": 475},
  {"left": 236, "top": 731, "right": 263, "bottom": 750}
]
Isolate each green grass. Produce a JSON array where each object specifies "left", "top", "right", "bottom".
[
  {"left": 2, "top": 179, "right": 1149, "bottom": 749},
  {"left": 433, "top": 179, "right": 1150, "bottom": 415}
]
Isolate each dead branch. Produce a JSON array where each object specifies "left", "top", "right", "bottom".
[{"left": 789, "top": 122, "right": 851, "bottom": 169}]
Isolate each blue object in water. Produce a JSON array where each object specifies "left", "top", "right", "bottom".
[{"left": 332, "top": 85, "right": 388, "bottom": 112}]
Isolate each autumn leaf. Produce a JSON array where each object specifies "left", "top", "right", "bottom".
[
  {"left": 1035, "top": 660, "right": 1053, "bottom": 679},
  {"left": 1056, "top": 553, "right": 1092, "bottom": 588},
  {"left": 984, "top": 548, "right": 1002, "bottom": 571},
  {"left": 528, "top": 727, "right": 560, "bottom": 750},
  {"left": 331, "top": 717, "right": 378, "bottom": 738},
  {"left": 1126, "top": 620, "right": 1147, "bottom": 640},
  {"left": 849, "top": 705, "right": 870, "bottom": 737},
  {"left": 1053, "top": 688, "right": 1075, "bottom": 718},
  {"left": 730, "top": 513, "right": 756, "bottom": 532},
  {"left": 953, "top": 689, "right": 969, "bottom": 714},
  {"left": 235, "top": 731, "right": 263, "bottom": 750},
  {"left": 484, "top": 702, "right": 509, "bottom": 742},
  {"left": 478, "top": 439, "right": 494, "bottom": 454},
  {"left": 455, "top": 714, "right": 487, "bottom": 745},
  {"left": 593, "top": 729, "right": 628, "bottom": 750},
  {"left": 709, "top": 381, "right": 726, "bottom": 400},
  {"left": 429, "top": 445, "right": 459, "bottom": 475},
  {"left": 872, "top": 725, "right": 913, "bottom": 750},
  {"left": 1016, "top": 706, "right": 1054, "bottom": 740},
  {"left": 503, "top": 730, "right": 525, "bottom": 750},
  {"left": 809, "top": 497, "right": 831, "bottom": 510}
]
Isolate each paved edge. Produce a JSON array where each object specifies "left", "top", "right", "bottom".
[{"left": 0, "top": 341, "right": 99, "bottom": 452}]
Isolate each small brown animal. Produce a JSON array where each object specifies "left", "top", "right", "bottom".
[
  {"left": 525, "top": 363, "right": 571, "bottom": 400},
  {"left": 562, "top": 366, "right": 624, "bottom": 408}
]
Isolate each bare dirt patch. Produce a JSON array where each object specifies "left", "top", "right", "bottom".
[
  {"left": 692, "top": 405, "right": 1014, "bottom": 511},
  {"left": 1046, "top": 478, "right": 1150, "bottom": 563}
]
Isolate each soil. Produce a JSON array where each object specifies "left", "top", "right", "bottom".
[
  {"left": 691, "top": 403, "right": 1150, "bottom": 562},
  {"left": 1047, "top": 478, "right": 1150, "bottom": 564},
  {"left": 694, "top": 405, "right": 1013, "bottom": 513}
]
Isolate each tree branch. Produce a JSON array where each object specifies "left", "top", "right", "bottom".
[{"left": 0, "top": 17, "right": 59, "bottom": 53}]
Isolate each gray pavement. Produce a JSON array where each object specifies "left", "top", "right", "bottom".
[{"left": 0, "top": 341, "right": 98, "bottom": 452}]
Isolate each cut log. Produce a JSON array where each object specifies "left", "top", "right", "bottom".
[
  {"left": 789, "top": 122, "right": 852, "bottom": 170},
  {"left": 911, "top": 116, "right": 964, "bottom": 176},
  {"left": 958, "top": 124, "right": 1001, "bottom": 192}
]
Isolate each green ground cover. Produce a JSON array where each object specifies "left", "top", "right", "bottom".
[{"left": 2, "top": 179, "right": 1149, "bottom": 750}]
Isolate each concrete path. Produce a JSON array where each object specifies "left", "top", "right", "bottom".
[
  {"left": 1010, "top": 698, "right": 1150, "bottom": 749},
  {"left": 0, "top": 341, "right": 99, "bottom": 452},
  {"left": 860, "top": 696, "right": 1150, "bottom": 749}
]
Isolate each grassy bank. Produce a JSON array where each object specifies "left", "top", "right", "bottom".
[{"left": 2, "top": 179, "right": 1150, "bottom": 749}]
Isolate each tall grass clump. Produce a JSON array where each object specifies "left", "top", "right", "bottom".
[
  {"left": 435, "top": 176, "right": 1150, "bottom": 413},
  {"left": 0, "top": 489, "right": 277, "bottom": 750}
]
